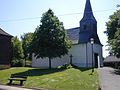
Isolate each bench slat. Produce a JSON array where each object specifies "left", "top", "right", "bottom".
[{"left": 9, "top": 78, "right": 26, "bottom": 81}]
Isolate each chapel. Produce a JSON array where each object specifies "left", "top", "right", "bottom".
[{"left": 32, "top": 0, "right": 103, "bottom": 68}]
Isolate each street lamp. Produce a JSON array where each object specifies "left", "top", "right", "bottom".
[{"left": 90, "top": 38, "right": 94, "bottom": 73}]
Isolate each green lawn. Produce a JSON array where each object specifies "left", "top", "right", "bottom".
[{"left": 0, "top": 67, "right": 99, "bottom": 90}]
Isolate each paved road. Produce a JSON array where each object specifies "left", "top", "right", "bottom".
[
  {"left": 0, "top": 85, "right": 36, "bottom": 90},
  {"left": 98, "top": 67, "right": 120, "bottom": 90}
]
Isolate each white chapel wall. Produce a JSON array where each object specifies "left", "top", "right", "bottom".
[
  {"left": 32, "top": 43, "right": 103, "bottom": 68},
  {"left": 32, "top": 54, "right": 70, "bottom": 69},
  {"left": 32, "top": 43, "right": 87, "bottom": 68},
  {"left": 71, "top": 44, "right": 87, "bottom": 67},
  {"left": 93, "top": 44, "right": 103, "bottom": 67},
  {"left": 87, "top": 43, "right": 103, "bottom": 67},
  {"left": 86, "top": 43, "right": 92, "bottom": 67}
]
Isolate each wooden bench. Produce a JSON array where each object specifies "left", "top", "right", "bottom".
[{"left": 8, "top": 74, "right": 27, "bottom": 86}]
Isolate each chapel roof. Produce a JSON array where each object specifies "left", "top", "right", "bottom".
[
  {"left": 67, "top": 27, "right": 79, "bottom": 44},
  {"left": 67, "top": 27, "right": 102, "bottom": 45}
]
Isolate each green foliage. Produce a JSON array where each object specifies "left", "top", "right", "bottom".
[
  {"left": 21, "top": 32, "right": 33, "bottom": 60},
  {"left": 105, "top": 10, "right": 120, "bottom": 40},
  {"left": 11, "top": 36, "right": 24, "bottom": 66},
  {"left": 11, "top": 59, "right": 25, "bottom": 67},
  {"left": 31, "top": 9, "right": 71, "bottom": 68},
  {"left": 58, "top": 64, "right": 73, "bottom": 69},
  {"left": 0, "top": 65, "right": 10, "bottom": 70},
  {"left": 117, "top": 4, "right": 120, "bottom": 8},
  {"left": 105, "top": 10, "right": 120, "bottom": 57},
  {"left": 107, "top": 29, "right": 120, "bottom": 57},
  {"left": 0, "top": 67, "right": 98, "bottom": 90}
]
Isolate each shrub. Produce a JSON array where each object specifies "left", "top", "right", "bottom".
[
  {"left": 58, "top": 64, "right": 72, "bottom": 69},
  {"left": 0, "top": 65, "right": 10, "bottom": 70},
  {"left": 11, "top": 59, "right": 25, "bottom": 67},
  {"left": 25, "top": 60, "right": 32, "bottom": 67}
]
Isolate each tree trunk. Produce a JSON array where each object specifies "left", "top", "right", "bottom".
[{"left": 49, "top": 57, "right": 51, "bottom": 69}]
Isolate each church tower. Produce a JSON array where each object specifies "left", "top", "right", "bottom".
[
  {"left": 79, "top": 0, "right": 101, "bottom": 45},
  {"left": 77, "top": 0, "right": 103, "bottom": 68}
]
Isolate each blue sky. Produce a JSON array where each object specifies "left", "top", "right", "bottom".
[{"left": 0, "top": 0, "right": 120, "bottom": 57}]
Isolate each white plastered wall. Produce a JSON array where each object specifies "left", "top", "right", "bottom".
[
  {"left": 87, "top": 43, "right": 103, "bottom": 67},
  {"left": 71, "top": 44, "right": 87, "bottom": 67},
  {"left": 93, "top": 43, "right": 103, "bottom": 67},
  {"left": 32, "top": 43, "right": 103, "bottom": 68},
  {"left": 32, "top": 54, "right": 70, "bottom": 69}
]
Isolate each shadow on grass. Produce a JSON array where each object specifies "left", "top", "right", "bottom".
[
  {"left": 13, "top": 68, "right": 66, "bottom": 77},
  {"left": 13, "top": 65, "right": 93, "bottom": 77},
  {"left": 71, "top": 65, "right": 97, "bottom": 76},
  {"left": 72, "top": 64, "right": 91, "bottom": 72}
]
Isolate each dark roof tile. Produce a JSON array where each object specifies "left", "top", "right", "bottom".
[
  {"left": 0, "top": 28, "right": 12, "bottom": 37},
  {"left": 67, "top": 27, "right": 102, "bottom": 45},
  {"left": 67, "top": 27, "right": 79, "bottom": 44}
]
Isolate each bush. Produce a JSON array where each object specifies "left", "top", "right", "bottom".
[
  {"left": 58, "top": 64, "right": 73, "bottom": 69},
  {"left": 25, "top": 60, "right": 32, "bottom": 67},
  {"left": 11, "top": 59, "right": 25, "bottom": 67},
  {"left": 118, "top": 66, "right": 120, "bottom": 70},
  {"left": 0, "top": 65, "right": 10, "bottom": 70}
]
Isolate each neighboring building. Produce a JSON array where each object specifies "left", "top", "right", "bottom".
[
  {"left": 32, "top": 0, "right": 103, "bottom": 68},
  {"left": 104, "top": 55, "right": 120, "bottom": 68},
  {"left": 0, "top": 28, "right": 13, "bottom": 65}
]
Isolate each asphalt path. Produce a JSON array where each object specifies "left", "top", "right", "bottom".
[
  {"left": 98, "top": 67, "right": 120, "bottom": 90},
  {"left": 0, "top": 85, "right": 36, "bottom": 90}
]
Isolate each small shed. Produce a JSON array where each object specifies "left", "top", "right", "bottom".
[
  {"left": 104, "top": 55, "right": 120, "bottom": 68},
  {"left": 0, "top": 28, "right": 13, "bottom": 65}
]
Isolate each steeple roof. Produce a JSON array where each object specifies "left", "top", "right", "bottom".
[
  {"left": 78, "top": 0, "right": 101, "bottom": 45},
  {"left": 84, "top": 0, "right": 92, "bottom": 14},
  {"left": 82, "top": 0, "right": 96, "bottom": 22}
]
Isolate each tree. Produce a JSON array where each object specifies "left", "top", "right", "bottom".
[
  {"left": 105, "top": 10, "right": 120, "bottom": 57},
  {"left": 31, "top": 9, "right": 71, "bottom": 69},
  {"left": 117, "top": 4, "right": 120, "bottom": 8},
  {"left": 11, "top": 36, "right": 24, "bottom": 66},
  {"left": 21, "top": 33, "right": 33, "bottom": 65}
]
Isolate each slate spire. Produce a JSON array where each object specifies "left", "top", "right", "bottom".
[
  {"left": 82, "top": 0, "right": 96, "bottom": 22},
  {"left": 84, "top": 0, "right": 92, "bottom": 12}
]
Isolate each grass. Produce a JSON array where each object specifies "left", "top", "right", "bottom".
[{"left": 0, "top": 67, "right": 99, "bottom": 90}]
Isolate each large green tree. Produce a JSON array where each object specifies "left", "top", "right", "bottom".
[
  {"left": 21, "top": 33, "right": 33, "bottom": 65},
  {"left": 105, "top": 10, "right": 120, "bottom": 57},
  {"left": 31, "top": 9, "right": 71, "bottom": 69},
  {"left": 11, "top": 36, "right": 24, "bottom": 66}
]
